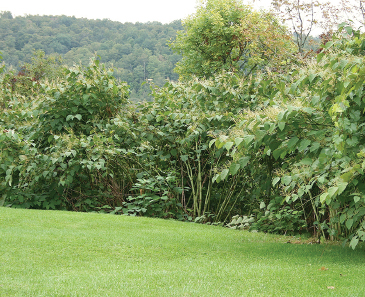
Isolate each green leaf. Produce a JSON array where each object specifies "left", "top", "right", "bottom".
[
  {"left": 170, "top": 149, "right": 177, "bottom": 157},
  {"left": 273, "top": 148, "right": 284, "bottom": 160},
  {"left": 278, "top": 122, "right": 285, "bottom": 131},
  {"left": 220, "top": 169, "right": 229, "bottom": 181},
  {"left": 337, "top": 182, "right": 348, "bottom": 195},
  {"left": 308, "top": 73, "right": 317, "bottom": 83},
  {"left": 317, "top": 52, "right": 325, "bottom": 63},
  {"left": 272, "top": 177, "right": 280, "bottom": 186},
  {"left": 324, "top": 41, "right": 334, "bottom": 49},
  {"left": 180, "top": 155, "right": 188, "bottom": 162},
  {"left": 346, "top": 218, "right": 354, "bottom": 230},
  {"left": 66, "top": 115, "right": 74, "bottom": 121},
  {"left": 287, "top": 137, "right": 299, "bottom": 149},
  {"left": 345, "top": 26, "right": 353, "bottom": 35},
  {"left": 243, "top": 135, "right": 255, "bottom": 146},
  {"left": 320, "top": 193, "right": 329, "bottom": 204},
  {"left": 281, "top": 176, "right": 292, "bottom": 186},
  {"left": 350, "top": 236, "right": 359, "bottom": 250},
  {"left": 229, "top": 163, "right": 240, "bottom": 176},
  {"left": 224, "top": 142, "right": 234, "bottom": 151},
  {"left": 238, "top": 156, "right": 250, "bottom": 168},
  {"left": 300, "top": 158, "right": 313, "bottom": 165},
  {"left": 113, "top": 84, "right": 118, "bottom": 95},
  {"left": 327, "top": 186, "right": 338, "bottom": 198},
  {"left": 75, "top": 114, "right": 82, "bottom": 121},
  {"left": 298, "top": 139, "right": 311, "bottom": 152},
  {"left": 234, "top": 137, "right": 244, "bottom": 148},
  {"left": 310, "top": 142, "right": 321, "bottom": 152}
]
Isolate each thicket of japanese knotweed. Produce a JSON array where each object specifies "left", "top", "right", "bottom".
[{"left": 216, "top": 24, "right": 365, "bottom": 248}]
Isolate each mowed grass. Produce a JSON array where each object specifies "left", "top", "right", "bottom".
[{"left": 0, "top": 207, "right": 364, "bottom": 297}]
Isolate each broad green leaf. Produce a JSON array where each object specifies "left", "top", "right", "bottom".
[
  {"left": 75, "top": 114, "right": 82, "bottom": 121},
  {"left": 300, "top": 158, "right": 313, "bottom": 165},
  {"left": 273, "top": 148, "right": 284, "bottom": 160},
  {"left": 287, "top": 137, "right": 299, "bottom": 149},
  {"left": 340, "top": 59, "right": 348, "bottom": 70},
  {"left": 350, "top": 236, "right": 359, "bottom": 250},
  {"left": 224, "top": 142, "right": 234, "bottom": 151},
  {"left": 229, "top": 163, "right": 240, "bottom": 176},
  {"left": 281, "top": 176, "right": 292, "bottom": 186},
  {"left": 327, "top": 186, "right": 338, "bottom": 198},
  {"left": 320, "top": 192, "right": 329, "bottom": 204},
  {"left": 220, "top": 169, "right": 229, "bottom": 181},
  {"left": 278, "top": 122, "right": 285, "bottom": 131},
  {"left": 180, "top": 155, "right": 188, "bottom": 162},
  {"left": 345, "top": 26, "right": 353, "bottom": 35},
  {"left": 272, "top": 177, "right": 280, "bottom": 186},
  {"left": 209, "top": 139, "right": 216, "bottom": 148},
  {"left": 354, "top": 196, "right": 360, "bottom": 203},
  {"left": 234, "top": 137, "right": 244, "bottom": 148},
  {"left": 212, "top": 173, "right": 220, "bottom": 184},
  {"left": 308, "top": 73, "right": 317, "bottom": 83},
  {"left": 298, "top": 139, "right": 311, "bottom": 152},
  {"left": 310, "top": 142, "right": 321, "bottom": 152},
  {"left": 324, "top": 41, "right": 334, "bottom": 49},
  {"left": 244, "top": 135, "right": 255, "bottom": 146},
  {"left": 337, "top": 182, "right": 348, "bottom": 195},
  {"left": 66, "top": 115, "right": 74, "bottom": 121},
  {"left": 311, "top": 96, "right": 320, "bottom": 105},
  {"left": 219, "top": 135, "right": 229, "bottom": 143},
  {"left": 238, "top": 156, "right": 250, "bottom": 168},
  {"left": 346, "top": 218, "right": 354, "bottom": 230}
]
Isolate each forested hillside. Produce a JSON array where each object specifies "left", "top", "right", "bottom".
[{"left": 0, "top": 11, "right": 182, "bottom": 100}]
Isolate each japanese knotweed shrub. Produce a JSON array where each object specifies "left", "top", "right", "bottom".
[
  {"left": 216, "top": 24, "right": 365, "bottom": 248},
  {"left": 1, "top": 60, "right": 139, "bottom": 211}
]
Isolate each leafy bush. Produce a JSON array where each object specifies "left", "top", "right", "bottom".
[
  {"left": 216, "top": 23, "right": 365, "bottom": 248},
  {"left": 123, "top": 172, "right": 186, "bottom": 219}
]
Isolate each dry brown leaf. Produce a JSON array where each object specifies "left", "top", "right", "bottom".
[
  {"left": 319, "top": 266, "right": 329, "bottom": 271},
  {"left": 327, "top": 286, "right": 335, "bottom": 290}
]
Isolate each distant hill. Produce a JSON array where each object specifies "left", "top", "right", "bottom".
[{"left": 0, "top": 11, "right": 183, "bottom": 101}]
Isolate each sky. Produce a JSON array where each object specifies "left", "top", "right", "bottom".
[
  {"left": 0, "top": 0, "right": 199, "bottom": 24},
  {"left": 0, "top": 0, "right": 272, "bottom": 24}
]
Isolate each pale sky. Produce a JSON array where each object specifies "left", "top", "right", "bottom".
[
  {"left": 0, "top": 0, "right": 272, "bottom": 24},
  {"left": 0, "top": 0, "right": 199, "bottom": 24}
]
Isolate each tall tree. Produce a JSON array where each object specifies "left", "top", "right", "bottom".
[{"left": 169, "top": 0, "right": 293, "bottom": 80}]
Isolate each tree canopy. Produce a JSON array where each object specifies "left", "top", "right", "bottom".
[
  {"left": 170, "top": 0, "right": 295, "bottom": 80},
  {"left": 0, "top": 12, "right": 182, "bottom": 101}
]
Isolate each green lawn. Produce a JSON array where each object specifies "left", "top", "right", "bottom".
[{"left": 0, "top": 207, "right": 364, "bottom": 296}]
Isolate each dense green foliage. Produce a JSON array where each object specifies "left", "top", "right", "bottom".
[
  {"left": 0, "top": 11, "right": 182, "bottom": 101},
  {"left": 216, "top": 23, "right": 365, "bottom": 249},
  {"left": 170, "top": 0, "right": 294, "bottom": 80}
]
